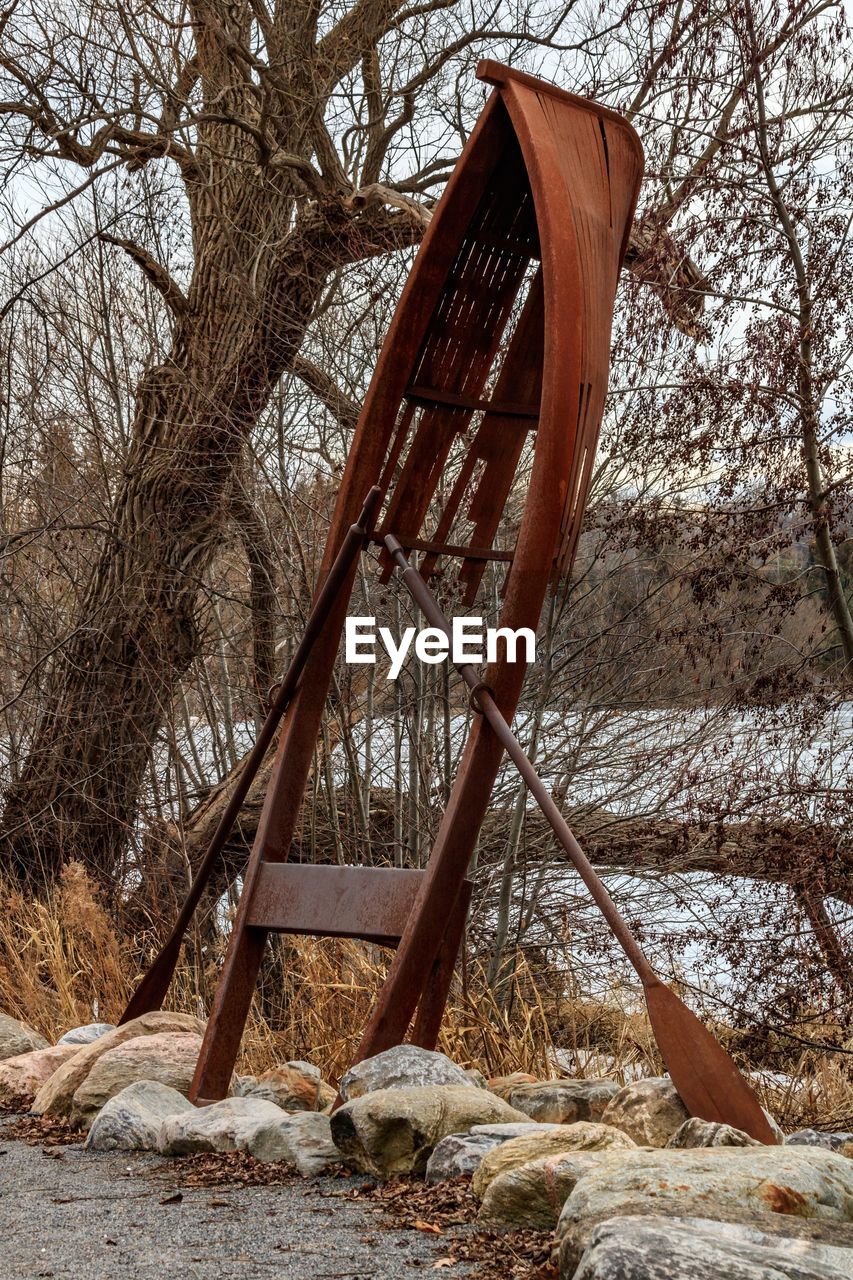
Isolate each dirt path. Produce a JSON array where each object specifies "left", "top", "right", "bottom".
[{"left": 0, "top": 1119, "right": 468, "bottom": 1280}]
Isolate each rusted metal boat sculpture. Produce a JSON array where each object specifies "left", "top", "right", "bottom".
[{"left": 122, "top": 61, "right": 775, "bottom": 1142}]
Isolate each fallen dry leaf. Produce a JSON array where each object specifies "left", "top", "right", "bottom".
[{"left": 413, "top": 1219, "right": 443, "bottom": 1235}]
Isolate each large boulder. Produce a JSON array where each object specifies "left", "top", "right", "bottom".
[
  {"left": 235, "top": 1063, "right": 334, "bottom": 1111},
  {"left": 32, "top": 1011, "right": 206, "bottom": 1119},
  {"left": 480, "top": 1150, "right": 627, "bottom": 1228},
  {"left": 0, "top": 1044, "right": 80, "bottom": 1103},
  {"left": 555, "top": 1146, "right": 853, "bottom": 1273},
  {"left": 245, "top": 1111, "right": 339, "bottom": 1176},
  {"left": 57, "top": 1023, "right": 115, "bottom": 1046},
  {"left": 569, "top": 1215, "right": 853, "bottom": 1280},
  {"left": 472, "top": 1122, "right": 637, "bottom": 1199},
  {"left": 667, "top": 1118, "right": 763, "bottom": 1148},
  {"left": 426, "top": 1123, "right": 554, "bottom": 1183},
  {"left": 0, "top": 1013, "right": 48, "bottom": 1061},
  {"left": 338, "top": 1046, "right": 476, "bottom": 1102},
  {"left": 561, "top": 1204, "right": 853, "bottom": 1273},
  {"left": 84, "top": 1081, "right": 194, "bottom": 1152},
  {"left": 599, "top": 1078, "right": 689, "bottom": 1146},
  {"left": 507, "top": 1080, "right": 620, "bottom": 1125},
  {"left": 159, "top": 1096, "right": 285, "bottom": 1155},
  {"left": 158, "top": 1096, "right": 337, "bottom": 1174},
  {"left": 330, "top": 1085, "right": 531, "bottom": 1177},
  {"left": 69, "top": 1032, "right": 203, "bottom": 1128}
]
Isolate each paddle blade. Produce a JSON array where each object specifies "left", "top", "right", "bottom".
[{"left": 644, "top": 980, "right": 777, "bottom": 1144}]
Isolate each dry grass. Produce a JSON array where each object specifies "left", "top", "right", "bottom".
[{"left": 0, "top": 862, "right": 849, "bottom": 1131}]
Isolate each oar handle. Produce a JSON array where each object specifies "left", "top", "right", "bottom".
[
  {"left": 120, "top": 488, "right": 383, "bottom": 1022},
  {"left": 385, "top": 534, "right": 658, "bottom": 989}
]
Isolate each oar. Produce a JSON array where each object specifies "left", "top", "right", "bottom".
[
  {"left": 118, "top": 487, "right": 384, "bottom": 1024},
  {"left": 385, "top": 533, "right": 776, "bottom": 1143}
]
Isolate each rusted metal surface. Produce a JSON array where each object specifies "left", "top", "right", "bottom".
[
  {"left": 247, "top": 864, "right": 427, "bottom": 944},
  {"left": 174, "top": 62, "right": 647, "bottom": 1103},
  {"left": 386, "top": 536, "right": 776, "bottom": 1144}
]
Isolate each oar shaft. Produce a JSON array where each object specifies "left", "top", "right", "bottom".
[{"left": 385, "top": 534, "right": 657, "bottom": 988}]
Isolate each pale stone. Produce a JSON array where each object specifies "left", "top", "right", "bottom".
[
  {"left": 472, "top": 1122, "right": 637, "bottom": 1199},
  {"left": 57, "top": 1023, "right": 115, "bottom": 1046},
  {"left": 568, "top": 1215, "right": 853, "bottom": 1280},
  {"left": 245, "top": 1111, "right": 339, "bottom": 1176},
  {"left": 0, "top": 1044, "right": 80, "bottom": 1103},
  {"left": 338, "top": 1045, "right": 476, "bottom": 1101},
  {"left": 425, "top": 1123, "right": 549, "bottom": 1183},
  {"left": 84, "top": 1081, "right": 194, "bottom": 1151},
  {"left": 159, "top": 1096, "right": 286, "bottom": 1155},
  {"left": 32, "top": 1011, "right": 206, "bottom": 1119},
  {"left": 330, "top": 1084, "right": 531, "bottom": 1177},
  {"left": 479, "top": 1149, "right": 627, "bottom": 1227},
  {"left": 555, "top": 1147, "right": 853, "bottom": 1273},
  {"left": 69, "top": 1032, "right": 203, "bottom": 1128},
  {"left": 507, "top": 1079, "right": 620, "bottom": 1125},
  {"left": 599, "top": 1077, "right": 689, "bottom": 1146},
  {"left": 667, "top": 1117, "right": 763, "bottom": 1148},
  {"left": 0, "top": 1013, "right": 48, "bottom": 1061}
]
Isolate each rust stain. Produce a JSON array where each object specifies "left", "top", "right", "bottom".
[{"left": 760, "top": 1183, "right": 809, "bottom": 1216}]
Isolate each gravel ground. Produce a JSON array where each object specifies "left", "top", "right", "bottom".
[{"left": 0, "top": 1119, "right": 468, "bottom": 1280}]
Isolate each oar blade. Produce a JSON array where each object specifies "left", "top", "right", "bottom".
[{"left": 644, "top": 980, "right": 777, "bottom": 1144}]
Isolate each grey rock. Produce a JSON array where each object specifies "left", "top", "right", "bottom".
[
  {"left": 425, "top": 1123, "right": 553, "bottom": 1183},
  {"left": 57, "top": 1023, "right": 115, "bottom": 1046},
  {"left": 0, "top": 1013, "right": 48, "bottom": 1061},
  {"left": 569, "top": 1215, "right": 853, "bottom": 1280},
  {"left": 667, "top": 1117, "right": 764, "bottom": 1148},
  {"left": 558, "top": 1202, "right": 853, "bottom": 1272},
  {"left": 338, "top": 1045, "right": 476, "bottom": 1101},
  {"left": 159, "top": 1096, "right": 286, "bottom": 1155},
  {"left": 246, "top": 1111, "right": 339, "bottom": 1176},
  {"left": 555, "top": 1146, "right": 853, "bottom": 1272},
  {"left": 84, "top": 1081, "right": 194, "bottom": 1152},
  {"left": 787, "top": 1130, "right": 853, "bottom": 1153},
  {"left": 508, "top": 1079, "right": 620, "bottom": 1125},
  {"left": 599, "top": 1077, "right": 690, "bottom": 1146},
  {"left": 426, "top": 1132, "right": 506, "bottom": 1182},
  {"left": 330, "top": 1084, "right": 532, "bottom": 1177}
]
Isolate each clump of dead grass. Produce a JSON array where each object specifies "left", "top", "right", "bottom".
[
  {"left": 0, "top": 862, "right": 128, "bottom": 1036},
  {"left": 0, "top": 874, "right": 848, "bottom": 1133}
]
